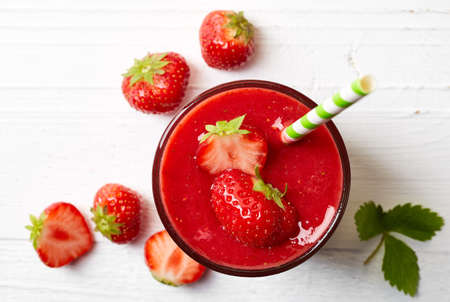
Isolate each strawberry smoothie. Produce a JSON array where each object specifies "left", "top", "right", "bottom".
[{"left": 153, "top": 81, "right": 349, "bottom": 275}]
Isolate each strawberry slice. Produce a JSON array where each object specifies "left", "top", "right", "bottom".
[
  {"left": 196, "top": 115, "right": 267, "bottom": 175},
  {"left": 26, "top": 202, "right": 94, "bottom": 268},
  {"left": 144, "top": 230, "right": 206, "bottom": 286}
]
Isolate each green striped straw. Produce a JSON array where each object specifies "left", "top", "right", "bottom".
[{"left": 281, "top": 75, "right": 375, "bottom": 143}]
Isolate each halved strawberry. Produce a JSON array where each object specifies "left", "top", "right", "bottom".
[
  {"left": 26, "top": 202, "right": 94, "bottom": 268},
  {"left": 196, "top": 115, "right": 267, "bottom": 175},
  {"left": 144, "top": 230, "right": 206, "bottom": 286}
]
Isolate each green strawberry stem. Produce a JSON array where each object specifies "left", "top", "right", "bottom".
[
  {"left": 25, "top": 213, "right": 46, "bottom": 250},
  {"left": 364, "top": 233, "right": 385, "bottom": 265},
  {"left": 199, "top": 114, "right": 251, "bottom": 143},
  {"left": 225, "top": 11, "right": 254, "bottom": 44},
  {"left": 122, "top": 53, "right": 170, "bottom": 86},
  {"left": 152, "top": 273, "right": 180, "bottom": 287},
  {"left": 253, "top": 167, "right": 287, "bottom": 210},
  {"left": 91, "top": 205, "right": 123, "bottom": 240}
]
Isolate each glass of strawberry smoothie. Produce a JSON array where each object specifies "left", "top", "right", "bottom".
[{"left": 153, "top": 80, "right": 350, "bottom": 276}]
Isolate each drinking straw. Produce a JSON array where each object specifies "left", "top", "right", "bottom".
[{"left": 281, "top": 75, "right": 375, "bottom": 143}]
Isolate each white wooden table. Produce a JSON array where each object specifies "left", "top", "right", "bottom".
[{"left": 1, "top": 0, "right": 449, "bottom": 301}]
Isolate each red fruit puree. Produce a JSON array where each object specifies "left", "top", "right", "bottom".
[{"left": 160, "top": 87, "right": 343, "bottom": 269}]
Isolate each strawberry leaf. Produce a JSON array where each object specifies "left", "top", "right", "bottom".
[
  {"left": 383, "top": 203, "right": 444, "bottom": 241},
  {"left": 355, "top": 201, "right": 444, "bottom": 297},
  {"left": 225, "top": 11, "right": 254, "bottom": 44},
  {"left": 199, "top": 114, "right": 251, "bottom": 143},
  {"left": 25, "top": 213, "right": 46, "bottom": 250},
  {"left": 205, "top": 125, "right": 216, "bottom": 132},
  {"left": 382, "top": 234, "right": 419, "bottom": 296},
  {"left": 354, "top": 201, "right": 385, "bottom": 240},
  {"left": 253, "top": 167, "right": 287, "bottom": 210},
  {"left": 227, "top": 115, "right": 245, "bottom": 129},
  {"left": 91, "top": 205, "right": 123, "bottom": 240},
  {"left": 122, "top": 53, "right": 170, "bottom": 86}
]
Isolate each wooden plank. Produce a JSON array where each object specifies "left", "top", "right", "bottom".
[
  {"left": 0, "top": 44, "right": 448, "bottom": 89},
  {"left": 1, "top": 0, "right": 449, "bottom": 11},
  {"left": 1, "top": 8, "right": 449, "bottom": 28},
  {"left": 1, "top": 240, "right": 449, "bottom": 301},
  {"left": 0, "top": 87, "right": 449, "bottom": 111}
]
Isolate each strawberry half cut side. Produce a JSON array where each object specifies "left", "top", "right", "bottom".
[
  {"left": 144, "top": 230, "right": 206, "bottom": 286},
  {"left": 26, "top": 202, "right": 94, "bottom": 268},
  {"left": 196, "top": 115, "right": 267, "bottom": 175}
]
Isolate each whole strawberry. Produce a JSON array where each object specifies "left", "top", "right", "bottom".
[
  {"left": 91, "top": 183, "right": 141, "bottom": 244},
  {"left": 200, "top": 10, "right": 254, "bottom": 70},
  {"left": 26, "top": 202, "right": 94, "bottom": 268},
  {"left": 197, "top": 115, "right": 267, "bottom": 175},
  {"left": 211, "top": 168, "right": 299, "bottom": 247},
  {"left": 122, "top": 52, "right": 189, "bottom": 114}
]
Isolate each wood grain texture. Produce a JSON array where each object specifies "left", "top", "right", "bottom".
[
  {"left": 1, "top": 0, "right": 449, "bottom": 301},
  {"left": 2, "top": 240, "right": 449, "bottom": 302}
]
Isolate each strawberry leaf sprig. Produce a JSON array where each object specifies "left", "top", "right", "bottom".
[{"left": 355, "top": 201, "right": 444, "bottom": 296}]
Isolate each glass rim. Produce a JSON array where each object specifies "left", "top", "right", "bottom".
[{"left": 152, "top": 80, "right": 351, "bottom": 277}]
